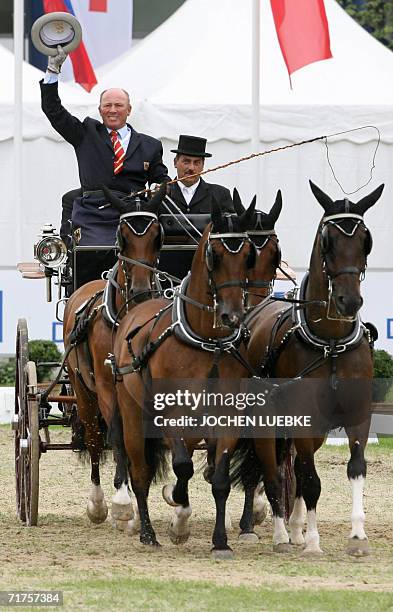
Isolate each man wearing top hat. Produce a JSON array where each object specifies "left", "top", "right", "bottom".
[
  {"left": 166, "top": 135, "right": 232, "bottom": 215},
  {"left": 39, "top": 46, "right": 170, "bottom": 287},
  {"left": 158, "top": 134, "right": 234, "bottom": 279}
]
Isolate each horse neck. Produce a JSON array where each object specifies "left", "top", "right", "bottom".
[
  {"left": 305, "top": 240, "right": 354, "bottom": 340},
  {"left": 115, "top": 260, "right": 127, "bottom": 316}
]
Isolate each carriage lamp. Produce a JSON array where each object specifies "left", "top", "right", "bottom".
[{"left": 34, "top": 224, "right": 67, "bottom": 269}]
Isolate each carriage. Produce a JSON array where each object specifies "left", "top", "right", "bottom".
[{"left": 12, "top": 181, "right": 378, "bottom": 559}]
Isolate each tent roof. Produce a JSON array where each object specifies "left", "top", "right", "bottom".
[
  {"left": 97, "top": 0, "right": 393, "bottom": 105},
  {"left": 0, "top": 43, "right": 93, "bottom": 104}
]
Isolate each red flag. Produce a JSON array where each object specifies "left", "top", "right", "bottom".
[{"left": 270, "top": 0, "right": 332, "bottom": 79}]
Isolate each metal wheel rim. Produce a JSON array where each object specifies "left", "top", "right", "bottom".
[
  {"left": 14, "top": 319, "right": 28, "bottom": 522},
  {"left": 24, "top": 361, "right": 40, "bottom": 526}
]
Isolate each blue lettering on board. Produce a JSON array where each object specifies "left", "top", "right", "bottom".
[
  {"left": 387, "top": 319, "right": 393, "bottom": 340},
  {"left": 52, "top": 321, "right": 63, "bottom": 343}
]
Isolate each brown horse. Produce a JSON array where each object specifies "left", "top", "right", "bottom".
[
  {"left": 246, "top": 181, "right": 384, "bottom": 555},
  {"left": 203, "top": 187, "right": 284, "bottom": 540},
  {"left": 62, "top": 185, "right": 166, "bottom": 526},
  {"left": 112, "top": 201, "right": 259, "bottom": 556}
]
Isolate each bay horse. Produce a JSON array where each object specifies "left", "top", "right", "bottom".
[
  {"left": 202, "top": 187, "right": 284, "bottom": 540},
  {"left": 112, "top": 201, "right": 258, "bottom": 556},
  {"left": 246, "top": 181, "right": 384, "bottom": 555},
  {"left": 62, "top": 184, "right": 166, "bottom": 527}
]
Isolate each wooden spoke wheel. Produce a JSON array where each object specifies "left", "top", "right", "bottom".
[
  {"left": 14, "top": 319, "right": 28, "bottom": 522},
  {"left": 23, "top": 361, "right": 40, "bottom": 526}
]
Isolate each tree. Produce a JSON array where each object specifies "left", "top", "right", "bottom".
[{"left": 336, "top": 0, "right": 393, "bottom": 52}]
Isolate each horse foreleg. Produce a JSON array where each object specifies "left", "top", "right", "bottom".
[
  {"left": 162, "top": 438, "right": 194, "bottom": 545},
  {"left": 109, "top": 404, "right": 134, "bottom": 529},
  {"left": 346, "top": 431, "right": 369, "bottom": 556},
  {"left": 254, "top": 439, "right": 290, "bottom": 552},
  {"left": 295, "top": 443, "right": 322, "bottom": 555},
  {"left": 74, "top": 376, "right": 108, "bottom": 525},
  {"left": 211, "top": 440, "right": 237, "bottom": 559},
  {"left": 288, "top": 454, "right": 306, "bottom": 545}
]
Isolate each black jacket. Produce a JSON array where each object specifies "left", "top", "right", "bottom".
[
  {"left": 40, "top": 81, "right": 170, "bottom": 193},
  {"left": 158, "top": 178, "right": 234, "bottom": 280},
  {"left": 164, "top": 179, "right": 233, "bottom": 214}
]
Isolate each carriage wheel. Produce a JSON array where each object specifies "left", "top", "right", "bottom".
[
  {"left": 23, "top": 361, "right": 40, "bottom": 526},
  {"left": 14, "top": 319, "right": 29, "bottom": 522}
]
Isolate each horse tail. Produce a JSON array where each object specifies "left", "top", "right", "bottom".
[
  {"left": 229, "top": 440, "right": 264, "bottom": 490},
  {"left": 144, "top": 437, "right": 169, "bottom": 483}
]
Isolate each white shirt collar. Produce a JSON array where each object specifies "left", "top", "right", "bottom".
[
  {"left": 107, "top": 124, "right": 130, "bottom": 140},
  {"left": 178, "top": 178, "right": 200, "bottom": 196}
]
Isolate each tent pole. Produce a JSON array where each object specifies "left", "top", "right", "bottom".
[
  {"left": 251, "top": 0, "right": 260, "bottom": 196},
  {"left": 14, "top": 0, "right": 24, "bottom": 264}
]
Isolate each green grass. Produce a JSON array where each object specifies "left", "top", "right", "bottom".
[{"left": 5, "top": 575, "right": 393, "bottom": 612}]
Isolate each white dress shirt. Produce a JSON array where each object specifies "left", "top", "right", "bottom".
[
  {"left": 107, "top": 125, "right": 131, "bottom": 152},
  {"left": 178, "top": 178, "right": 200, "bottom": 206}
]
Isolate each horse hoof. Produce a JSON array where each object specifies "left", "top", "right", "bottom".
[
  {"left": 253, "top": 504, "right": 268, "bottom": 526},
  {"left": 273, "top": 542, "right": 292, "bottom": 553},
  {"left": 111, "top": 502, "right": 133, "bottom": 522},
  {"left": 168, "top": 526, "right": 190, "bottom": 545},
  {"left": 301, "top": 546, "right": 324, "bottom": 556},
  {"left": 125, "top": 519, "right": 140, "bottom": 536},
  {"left": 289, "top": 535, "right": 305, "bottom": 546},
  {"left": 347, "top": 538, "right": 370, "bottom": 557},
  {"left": 140, "top": 537, "right": 161, "bottom": 548},
  {"left": 203, "top": 466, "right": 214, "bottom": 484},
  {"left": 111, "top": 519, "right": 129, "bottom": 532},
  {"left": 87, "top": 500, "right": 108, "bottom": 524},
  {"left": 238, "top": 532, "right": 259, "bottom": 544},
  {"left": 211, "top": 548, "right": 234, "bottom": 560},
  {"left": 162, "top": 484, "right": 179, "bottom": 507}
]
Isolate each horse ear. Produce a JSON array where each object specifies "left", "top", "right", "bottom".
[
  {"left": 356, "top": 184, "right": 384, "bottom": 215},
  {"left": 232, "top": 188, "right": 245, "bottom": 215},
  {"left": 240, "top": 195, "right": 257, "bottom": 230},
  {"left": 269, "top": 190, "right": 282, "bottom": 223},
  {"left": 211, "top": 198, "right": 223, "bottom": 229},
  {"left": 147, "top": 182, "right": 167, "bottom": 213},
  {"left": 102, "top": 185, "right": 128, "bottom": 214},
  {"left": 309, "top": 180, "right": 333, "bottom": 212}
]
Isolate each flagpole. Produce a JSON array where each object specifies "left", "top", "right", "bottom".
[
  {"left": 14, "top": 0, "right": 24, "bottom": 264},
  {"left": 251, "top": 0, "right": 260, "bottom": 195}
]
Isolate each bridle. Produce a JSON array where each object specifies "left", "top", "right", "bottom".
[
  {"left": 204, "top": 226, "right": 256, "bottom": 328},
  {"left": 115, "top": 210, "right": 164, "bottom": 310},
  {"left": 319, "top": 211, "right": 373, "bottom": 321}
]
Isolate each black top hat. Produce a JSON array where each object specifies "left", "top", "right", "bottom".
[{"left": 171, "top": 135, "right": 212, "bottom": 158}]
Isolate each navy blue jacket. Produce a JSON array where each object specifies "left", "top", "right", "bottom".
[{"left": 40, "top": 80, "right": 170, "bottom": 193}]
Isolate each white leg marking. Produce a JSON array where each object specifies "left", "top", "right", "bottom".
[
  {"left": 171, "top": 505, "right": 192, "bottom": 536},
  {"left": 303, "top": 509, "right": 323, "bottom": 554},
  {"left": 225, "top": 507, "right": 233, "bottom": 532},
  {"left": 111, "top": 483, "right": 134, "bottom": 523},
  {"left": 87, "top": 484, "right": 108, "bottom": 524},
  {"left": 349, "top": 476, "right": 367, "bottom": 540},
  {"left": 253, "top": 486, "right": 268, "bottom": 525},
  {"left": 289, "top": 497, "right": 306, "bottom": 545},
  {"left": 126, "top": 502, "right": 141, "bottom": 536},
  {"left": 272, "top": 516, "right": 290, "bottom": 546}
]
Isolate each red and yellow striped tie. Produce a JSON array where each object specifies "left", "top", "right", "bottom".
[{"left": 111, "top": 130, "right": 125, "bottom": 175}]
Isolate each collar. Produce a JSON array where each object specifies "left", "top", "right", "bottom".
[
  {"left": 178, "top": 178, "right": 201, "bottom": 195},
  {"left": 107, "top": 124, "right": 131, "bottom": 140}
]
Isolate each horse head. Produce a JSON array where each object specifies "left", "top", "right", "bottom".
[
  {"left": 309, "top": 180, "right": 384, "bottom": 319},
  {"left": 102, "top": 183, "right": 166, "bottom": 305},
  {"left": 194, "top": 199, "right": 256, "bottom": 329},
  {"left": 233, "top": 188, "right": 282, "bottom": 307}
]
